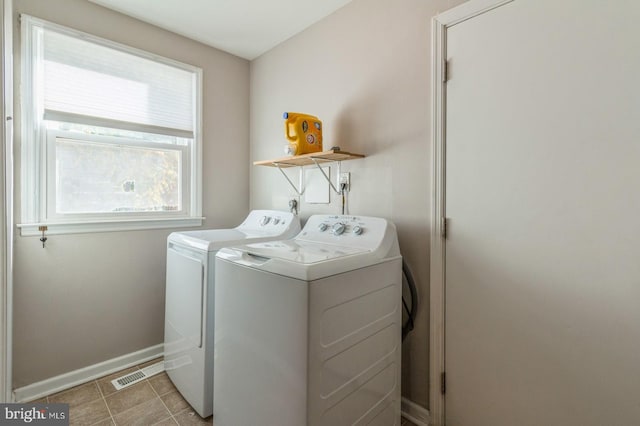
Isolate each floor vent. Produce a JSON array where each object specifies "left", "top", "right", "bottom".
[{"left": 111, "top": 361, "right": 164, "bottom": 391}]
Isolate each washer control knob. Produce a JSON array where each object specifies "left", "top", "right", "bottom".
[
  {"left": 259, "top": 216, "right": 271, "bottom": 226},
  {"left": 318, "top": 223, "right": 329, "bottom": 232},
  {"left": 353, "top": 225, "right": 364, "bottom": 235},
  {"left": 332, "top": 223, "right": 346, "bottom": 236},
  {"left": 272, "top": 217, "right": 281, "bottom": 225}
]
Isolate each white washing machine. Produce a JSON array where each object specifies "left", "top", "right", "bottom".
[
  {"left": 164, "top": 210, "right": 300, "bottom": 418},
  {"left": 214, "top": 215, "right": 402, "bottom": 426}
]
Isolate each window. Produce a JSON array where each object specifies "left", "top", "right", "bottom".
[{"left": 19, "top": 15, "right": 203, "bottom": 235}]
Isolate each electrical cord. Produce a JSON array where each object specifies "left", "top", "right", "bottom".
[{"left": 340, "top": 183, "right": 348, "bottom": 215}]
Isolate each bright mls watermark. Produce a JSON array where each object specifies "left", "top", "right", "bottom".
[{"left": 0, "top": 404, "right": 68, "bottom": 425}]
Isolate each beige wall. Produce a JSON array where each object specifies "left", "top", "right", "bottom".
[
  {"left": 250, "top": 0, "right": 465, "bottom": 407},
  {"left": 12, "top": 0, "right": 250, "bottom": 388}
]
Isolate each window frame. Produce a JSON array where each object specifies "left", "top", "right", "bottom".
[{"left": 18, "top": 15, "right": 203, "bottom": 236}]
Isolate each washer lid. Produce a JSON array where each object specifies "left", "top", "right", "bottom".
[
  {"left": 216, "top": 240, "right": 397, "bottom": 281},
  {"left": 237, "top": 240, "right": 368, "bottom": 264}
]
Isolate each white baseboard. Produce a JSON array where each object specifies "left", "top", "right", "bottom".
[
  {"left": 13, "top": 344, "right": 163, "bottom": 403},
  {"left": 401, "top": 397, "right": 430, "bottom": 426}
]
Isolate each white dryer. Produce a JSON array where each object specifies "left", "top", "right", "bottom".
[
  {"left": 164, "top": 210, "right": 300, "bottom": 418},
  {"left": 214, "top": 215, "right": 402, "bottom": 426}
]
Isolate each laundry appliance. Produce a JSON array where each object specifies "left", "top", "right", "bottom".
[
  {"left": 214, "top": 214, "right": 402, "bottom": 426},
  {"left": 164, "top": 210, "right": 300, "bottom": 417}
]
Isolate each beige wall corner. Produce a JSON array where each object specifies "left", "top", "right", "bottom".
[{"left": 250, "top": 0, "right": 467, "bottom": 407}]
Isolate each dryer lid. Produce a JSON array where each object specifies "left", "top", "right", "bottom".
[
  {"left": 169, "top": 229, "right": 251, "bottom": 251},
  {"left": 167, "top": 210, "right": 301, "bottom": 252}
]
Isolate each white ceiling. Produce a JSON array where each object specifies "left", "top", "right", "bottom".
[{"left": 88, "top": 0, "right": 353, "bottom": 60}]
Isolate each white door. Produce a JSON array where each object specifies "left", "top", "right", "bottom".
[{"left": 444, "top": 1, "right": 640, "bottom": 425}]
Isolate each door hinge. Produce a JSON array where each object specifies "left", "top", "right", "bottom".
[
  {"left": 441, "top": 371, "right": 446, "bottom": 394},
  {"left": 441, "top": 217, "right": 449, "bottom": 239},
  {"left": 443, "top": 60, "right": 449, "bottom": 83}
]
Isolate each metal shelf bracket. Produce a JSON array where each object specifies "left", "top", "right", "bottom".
[
  {"left": 273, "top": 162, "right": 304, "bottom": 196},
  {"left": 272, "top": 157, "right": 346, "bottom": 197},
  {"left": 310, "top": 157, "right": 342, "bottom": 195}
]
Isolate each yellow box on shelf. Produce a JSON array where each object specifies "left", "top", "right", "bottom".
[{"left": 283, "top": 112, "right": 323, "bottom": 155}]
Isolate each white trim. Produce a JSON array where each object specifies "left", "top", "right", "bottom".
[
  {"left": 193, "top": 69, "right": 203, "bottom": 220},
  {"left": 429, "top": 11, "right": 447, "bottom": 426},
  {"left": 20, "top": 15, "right": 41, "bottom": 224},
  {"left": 13, "top": 343, "right": 164, "bottom": 403},
  {"left": 17, "top": 216, "right": 204, "bottom": 236},
  {"left": 401, "top": 397, "right": 429, "bottom": 426},
  {"left": 436, "top": 0, "right": 513, "bottom": 26},
  {"left": 1, "top": 0, "right": 14, "bottom": 404},
  {"left": 429, "top": 1, "right": 514, "bottom": 425}
]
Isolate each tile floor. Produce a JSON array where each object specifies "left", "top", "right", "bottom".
[
  {"left": 30, "top": 358, "right": 210, "bottom": 425},
  {"left": 30, "top": 358, "right": 417, "bottom": 425}
]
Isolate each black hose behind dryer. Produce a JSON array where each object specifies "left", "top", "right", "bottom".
[{"left": 402, "top": 259, "right": 418, "bottom": 341}]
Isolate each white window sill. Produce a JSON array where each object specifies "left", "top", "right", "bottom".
[{"left": 17, "top": 217, "right": 205, "bottom": 236}]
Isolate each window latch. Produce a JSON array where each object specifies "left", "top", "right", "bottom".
[{"left": 38, "top": 226, "right": 48, "bottom": 248}]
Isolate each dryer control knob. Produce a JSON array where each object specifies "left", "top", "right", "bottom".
[
  {"left": 318, "top": 223, "right": 329, "bottom": 232},
  {"left": 353, "top": 225, "right": 364, "bottom": 235},
  {"left": 332, "top": 223, "right": 346, "bottom": 236},
  {"left": 272, "top": 217, "right": 281, "bottom": 225},
  {"left": 259, "top": 216, "right": 271, "bottom": 226}
]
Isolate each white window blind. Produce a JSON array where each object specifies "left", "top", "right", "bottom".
[{"left": 41, "top": 27, "right": 196, "bottom": 138}]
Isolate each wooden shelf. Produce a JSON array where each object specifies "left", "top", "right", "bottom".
[{"left": 253, "top": 150, "right": 364, "bottom": 168}]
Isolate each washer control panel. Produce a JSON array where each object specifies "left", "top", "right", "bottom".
[
  {"left": 298, "top": 215, "right": 394, "bottom": 250},
  {"left": 312, "top": 216, "right": 368, "bottom": 237}
]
